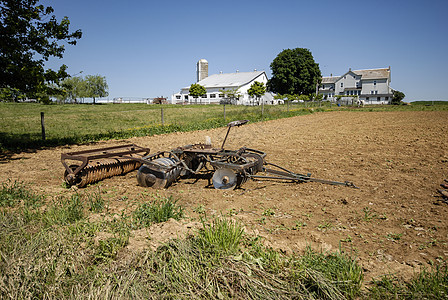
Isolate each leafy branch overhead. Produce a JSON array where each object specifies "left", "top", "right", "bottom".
[{"left": 0, "top": 0, "right": 82, "bottom": 99}]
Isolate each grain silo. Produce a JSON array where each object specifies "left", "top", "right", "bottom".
[{"left": 197, "top": 59, "right": 208, "bottom": 82}]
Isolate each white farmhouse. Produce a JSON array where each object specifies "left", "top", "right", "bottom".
[
  {"left": 171, "top": 59, "right": 277, "bottom": 105},
  {"left": 319, "top": 67, "right": 393, "bottom": 104}
]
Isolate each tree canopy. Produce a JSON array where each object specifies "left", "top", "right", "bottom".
[
  {"left": 189, "top": 83, "right": 206, "bottom": 98},
  {"left": 84, "top": 75, "right": 108, "bottom": 104},
  {"left": 55, "top": 75, "right": 108, "bottom": 104},
  {"left": 267, "top": 48, "right": 321, "bottom": 96},
  {"left": 247, "top": 81, "right": 266, "bottom": 100},
  {"left": 0, "top": 0, "right": 82, "bottom": 100},
  {"left": 392, "top": 90, "right": 405, "bottom": 105}
]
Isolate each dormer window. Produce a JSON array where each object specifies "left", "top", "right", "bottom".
[{"left": 373, "top": 80, "right": 377, "bottom": 86}]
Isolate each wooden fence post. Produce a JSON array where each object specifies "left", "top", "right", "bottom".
[
  {"left": 223, "top": 104, "right": 226, "bottom": 121},
  {"left": 41, "top": 112, "right": 46, "bottom": 140}
]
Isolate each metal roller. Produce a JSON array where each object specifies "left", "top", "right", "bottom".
[
  {"left": 61, "top": 144, "right": 150, "bottom": 188},
  {"left": 65, "top": 158, "right": 142, "bottom": 188},
  {"left": 137, "top": 157, "right": 181, "bottom": 189}
]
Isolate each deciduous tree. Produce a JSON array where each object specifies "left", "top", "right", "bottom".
[
  {"left": 85, "top": 75, "right": 108, "bottom": 104},
  {"left": 0, "top": 0, "right": 82, "bottom": 100},
  {"left": 392, "top": 90, "right": 405, "bottom": 105},
  {"left": 268, "top": 48, "right": 321, "bottom": 96},
  {"left": 247, "top": 81, "right": 266, "bottom": 105},
  {"left": 189, "top": 83, "right": 206, "bottom": 104}
]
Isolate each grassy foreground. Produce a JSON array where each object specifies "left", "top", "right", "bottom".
[
  {"left": 1, "top": 180, "right": 447, "bottom": 299},
  {"left": 1, "top": 101, "right": 447, "bottom": 152}
]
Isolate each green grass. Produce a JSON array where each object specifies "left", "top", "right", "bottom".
[
  {"left": 0, "top": 179, "right": 43, "bottom": 208},
  {"left": 197, "top": 217, "right": 244, "bottom": 255},
  {"left": 133, "top": 195, "right": 184, "bottom": 227},
  {"left": 1, "top": 181, "right": 446, "bottom": 299},
  {"left": 368, "top": 264, "right": 448, "bottom": 299},
  {"left": 2, "top": 101, "right": 446, "bottom": 152}
]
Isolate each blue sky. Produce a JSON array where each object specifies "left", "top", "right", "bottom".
[{"left": 43, "top": 0, "right": 448, "bottom": 101}]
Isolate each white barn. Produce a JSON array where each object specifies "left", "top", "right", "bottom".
[{"left": 171, "top": 59, "right": 278, "bottom": 105}]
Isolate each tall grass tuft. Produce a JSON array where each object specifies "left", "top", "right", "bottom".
[
  {"left": 88, "top": 189, "right": 106, "bottom": 213},
  {"left": 297, "top": 246, "right": 364, "bottom": 299},
  {"left": 133, "top": 195, "right": 184, "bottom": 227},
  {"left": 197, "top": 217, "right": 244, "bottom": 255}
]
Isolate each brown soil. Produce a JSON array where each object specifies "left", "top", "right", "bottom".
[{"left": 2, "top": 110, "right": 448, "bottom": 283}]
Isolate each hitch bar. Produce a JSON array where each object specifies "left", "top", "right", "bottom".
[{"left": 247, "top": 162, "right": 358, "bottom": 188}]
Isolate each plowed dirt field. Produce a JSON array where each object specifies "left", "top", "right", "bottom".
[{"left": 2, "top": 110, "right": 448, "bottom": 282}]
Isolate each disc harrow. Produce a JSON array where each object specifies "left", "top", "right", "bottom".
[
  {"left": 61, "top": 120, "right": 358, "bottom": 190},
  {"left": 61, "top": 144, "right": 150, "bottom": 188}
]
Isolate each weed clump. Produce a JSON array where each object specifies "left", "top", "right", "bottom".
[
  {"left": 0, "top": 179, "right": 43, "bottom": 208},
  {"left": 133, "top": 195, "right": 184, "bottom": 227},
  {"left": 196, "top": 217, "right": 244, "bottom": 255}
]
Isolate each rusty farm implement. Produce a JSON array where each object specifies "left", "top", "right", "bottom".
[{"left": 61, "top": 120, "right": 357, "bottom": 190}]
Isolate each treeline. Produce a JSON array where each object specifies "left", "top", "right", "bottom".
[
  {"left": 0, "top": 74, "right": 108, "bottom": 104},
  {"left": 54, "top": 75, "right": 108, "bottom": 104}
]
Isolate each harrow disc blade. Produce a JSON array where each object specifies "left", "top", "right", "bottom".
[{"left": 212, "top": 168, "right": 237, "bottom": 190}]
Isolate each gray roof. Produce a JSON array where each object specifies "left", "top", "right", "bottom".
[
  {"left": 352, "top": 68, "right": 390, "bottom": 80},
  {"left": 322, "top": 67, "right": 390, "bottom": 82},
  {"left": 186, "top": 71, "right": 266, "bottom": 89},
  {"left": 321, "top": 76, "right": 338, "bottom": 84}
]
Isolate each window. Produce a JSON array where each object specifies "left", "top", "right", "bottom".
[
  {"left": 322, "top": 85, "right": 325, "bottom": 89},
  {"left": 366, "top": 97, "right": 369, "bottom": 101},
  {"left": 373, "top": 80, "right": 377, "bottom": 86},
  {"left": 202, "top": 94, "right": 207, "bottom": 98},
  {"left": 176, "top": 95, "right": 181, "bottom": 99},
  {"left": 375, "top": 91, "right": 378, "bottom": 94},
  {"left": 385, "top": 97, "right": 389, "bottom": 101},
  {"left": 219, "top": 94, "right": 224, "bottom": 98},
  {"left": 341, "top": 83, "right": 343, "bottom": 87},
  {"left": 210, "top": 94, "right": 216, "bottom": 98},
  {"left": 184, "top": 95, "right": 188, "bottom": 100},
  {"left": 377, "top": 97, "right": 381, "bottom": 101},
  {"left": 371, "top": 91, "right": 374, "bottom": 94}
]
